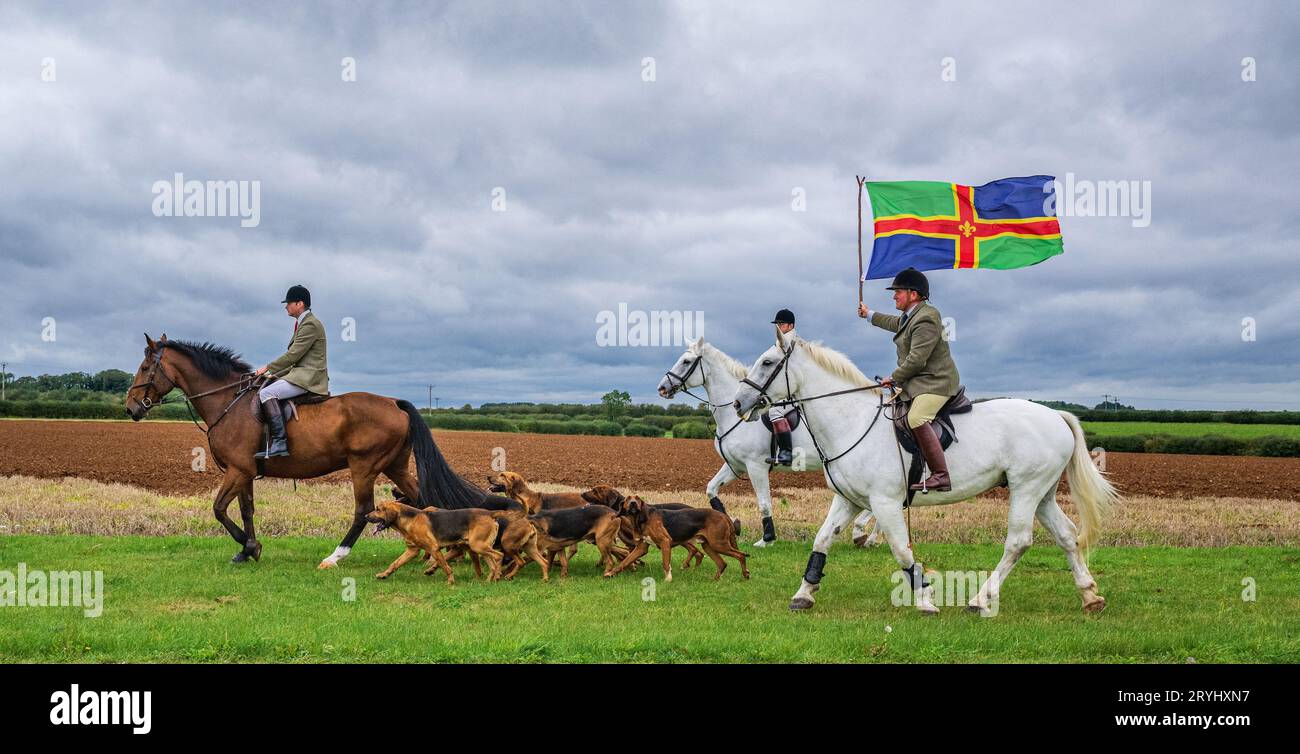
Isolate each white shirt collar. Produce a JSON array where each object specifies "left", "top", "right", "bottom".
[{"left": 296, "top": 309, "right": 311, "bottom": 324}]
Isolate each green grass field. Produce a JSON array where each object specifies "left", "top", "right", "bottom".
[
  {"left": 2, "top": 535, "right": 1295, "bottom": 663},
  {"left": 1081, "top": 421, "right": 1300, "bottom": 439}
]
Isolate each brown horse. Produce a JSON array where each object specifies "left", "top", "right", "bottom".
[{"left": 124, "top": 333, "right": 492, "bottom": 567}]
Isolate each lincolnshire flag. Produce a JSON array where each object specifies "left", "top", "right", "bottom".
[{"left": 864, "top": 175, "right": 1063, "bottom": 280}]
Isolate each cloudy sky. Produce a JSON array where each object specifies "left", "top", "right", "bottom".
[{"left": 2, "top": 1, "right": 1297, "bottom": 409}]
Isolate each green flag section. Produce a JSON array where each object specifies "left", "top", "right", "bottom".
[{"left": 864, "top": 176, "right": 1063, "bottom": 279}]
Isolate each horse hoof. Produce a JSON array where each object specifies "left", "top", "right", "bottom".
[
  {"left": 1083, "top": 596, "right": 1106, "bottom": 614},
  {"left": 247, "top": 541, "right": 262, "bottom": 562},
  {"left": 317, "top": 559, "right": 337, "bottom": 570},
  {"left": 753, "top": 538, "right": 773, "bottom": 548},
  {"left": 789, "top": 597, "right": 815, "bottom": 611},
  {"left": 231, "top": 551, "right": 250, "bottom": 563}
]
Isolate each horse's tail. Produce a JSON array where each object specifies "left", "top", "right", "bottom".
[
  {"left": 397, "top": 400, "right": 487, "bottom": 510},
  {"left": 1058, "top": 411, "right": 1119, "bottom": 555}
]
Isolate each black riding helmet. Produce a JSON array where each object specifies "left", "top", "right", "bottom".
[
  {"left": 770, "top": 309, "right": 795, "bottom": 325},
  {"left": 885, "top": 267, "right": 929, "bottom": 299},
  {"left": 282, "top": 285, "right": 311, "bottom": 309}
]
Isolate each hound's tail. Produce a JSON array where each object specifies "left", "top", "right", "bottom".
[
  {"left": 709, "top": 495, "right": 742, "bottom": 536},
  {"left": 1058, "top": 411, "right": 1120, "bottom": 555}
]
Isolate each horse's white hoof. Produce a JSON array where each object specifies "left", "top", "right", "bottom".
[
  {"left": 789, "top": 596, "right": 815, "bottom": 611},
  {"left": 753, "top": 537, "right": 774, "bottom": 548},
  {"left": 317, "top": 559, "right": 337, "bottom": 570},
  {"left": 1083, "top": 596, "right": 1106, "bottom": 614},
  {"left": 917, "top": 603, "right": 940, "bottom": 615}
]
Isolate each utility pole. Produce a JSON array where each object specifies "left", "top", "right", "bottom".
[
  {"left": 1, "top": 362, "right": 6, "bottom": 402},
  {"left": 428, "top": 384, "right": 434, "bottom": 413},
  {"left": 435, "top": 397, "right": 440, "bottom": 410}
]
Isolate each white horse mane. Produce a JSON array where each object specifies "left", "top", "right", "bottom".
[
  {"left": 689, "top": 339, "right": 749, "bottom": 380},
  {"left": 793, "top": 337, "right": 882, "bottom": 395}
]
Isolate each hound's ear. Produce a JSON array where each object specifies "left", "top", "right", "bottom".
[{"left": 580, "top": 489, "right": 602, "bottom": 505}]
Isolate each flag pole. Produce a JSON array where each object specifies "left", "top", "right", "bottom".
[{"left": 856, "top": 176, "right": 866, "bottom": 304}]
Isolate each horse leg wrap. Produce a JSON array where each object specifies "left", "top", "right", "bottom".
[
  {"left": 804, "top": 551, "right": 827, "bottom": 584},
  {"left": 903, "top": 562, "right": 930, "bottom": 590},
  {"left": 762, "top": 515, "right": 776, "bottom": 543},
  {"left": 709, "top": 496, "right": 725, "bottom": 513}
]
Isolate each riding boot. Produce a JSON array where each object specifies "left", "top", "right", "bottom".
[
  {"left": 909, "top": 422, "right": 950, "bottom": 492},
  {"left": 255, "top": 400, "right": 290, "bottom": 459},
  {"left": 767, "top": 417, "right": 793, "bottom": 465}
]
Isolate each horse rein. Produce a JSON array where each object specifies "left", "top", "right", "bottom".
[
  {"left": 663, "top": 356, "right": 731, "bottom": 408},
  {"left": 739, "top": 341, "right": 905, "bottom": 507},
  {"left": 663, "top": 356, "right": 748, "bottom": 474},
  {"left": 129, "top": 344, "right": 282, "bottom": 435}
]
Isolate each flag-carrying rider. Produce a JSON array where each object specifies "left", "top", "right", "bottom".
[{"left": 857, "top": 267, "right": 959, "bottom": 491}]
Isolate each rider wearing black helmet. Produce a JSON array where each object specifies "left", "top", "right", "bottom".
[
  {"left": 767, "top": 308, "right": 798, "bottom": 466},
  {"left": 857, "top": 268, "right": 960, "bottom": 491}
]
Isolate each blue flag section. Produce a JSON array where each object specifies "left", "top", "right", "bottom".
[{"left": 863, "top": 175, "right": 1064, "bottom": 280}]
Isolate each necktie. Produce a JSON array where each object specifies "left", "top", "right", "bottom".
[
  {"left": 899, "top": 313, "right": 909, "bottom": 329},
  {"left": 294, "top": 320, "right": 299, "bottom": 333}
]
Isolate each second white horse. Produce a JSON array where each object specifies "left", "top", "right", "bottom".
[{"left": 658, "top": 337, "right": 876, "bottom": 548}]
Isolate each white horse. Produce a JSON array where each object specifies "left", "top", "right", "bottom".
[
  {"left": 732, "top": 332, "right": 1118, "bottom": 615},
  {"left": 657, "top": 337, "right": 877, "bottom": 548}
]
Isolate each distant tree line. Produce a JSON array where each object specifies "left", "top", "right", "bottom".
[{"left": 0, "top": 369, "right": 135, "bottom": 403}]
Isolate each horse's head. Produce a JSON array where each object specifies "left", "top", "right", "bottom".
[
  {"left": 658, "top": 336, "right": 707, "bottom": 398},
  {"left": 125, "top": 333, "right": 173, "bottom": 421},
  {"left": 732, "top": 337, "right": 799, "bottom": 422}
]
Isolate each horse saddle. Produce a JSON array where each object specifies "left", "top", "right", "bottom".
[
  {"left": 892, "top": 387, "right": 972, "bottom": 504},
  {"left": 251, "top": 392, "right": 332, "bottom": 477},
  {"left": 250, "top": 391, "right": 332, "bottom": 424}
]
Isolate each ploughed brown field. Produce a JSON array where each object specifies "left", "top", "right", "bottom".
[{"left": 2, "top": 418, "right": 1298, "bottom": 500}]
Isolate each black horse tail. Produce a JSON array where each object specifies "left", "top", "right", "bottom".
[{"left": 397, "top": 400, "right": 487, "bottom": 510}]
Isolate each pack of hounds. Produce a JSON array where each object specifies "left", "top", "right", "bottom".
[{"left": 368, "top": 470, "right": 749, "bottom": 585}]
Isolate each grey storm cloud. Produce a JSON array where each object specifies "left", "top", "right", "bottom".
[{"left": 1, "top": 1, "right": 1297, "bottom": 409}]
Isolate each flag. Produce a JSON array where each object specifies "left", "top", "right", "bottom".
[{"left": 863, "top": 175, "right": 1063, "bottom": 280}]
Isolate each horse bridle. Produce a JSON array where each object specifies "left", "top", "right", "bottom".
[
  {"left": 129, "top": 344, "right": 269, "bottom": 434},
  {"left": 663, "top": 354, "right": 732, "bottom": 408},
  {"left": 739, "top": 342, "right": 796, "bottom": 412},
  {"left": 128, "top": 345, "right": 176, "bottom": 410}
]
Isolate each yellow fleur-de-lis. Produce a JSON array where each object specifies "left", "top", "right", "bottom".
[{"left": 958, "top": 220, "right": 976, "bottom": 237}]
